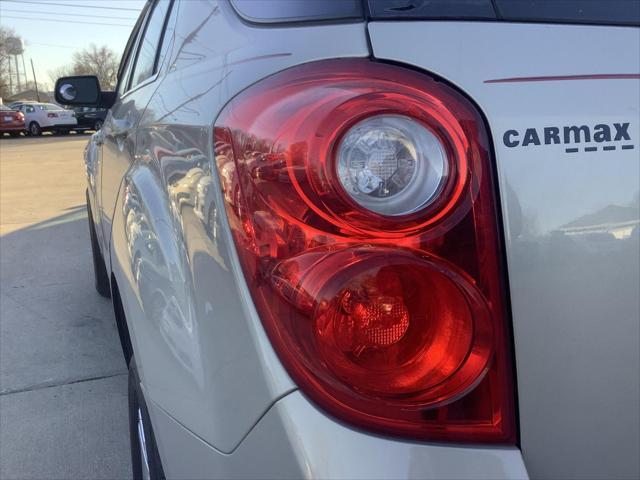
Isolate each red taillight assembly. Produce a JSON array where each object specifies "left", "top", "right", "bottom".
[
  {"left": 47, "top": 113, "right": 58, "bottom": 118},
  {"left": 214, "top": 60, "right": 516, "bottom": 443}
]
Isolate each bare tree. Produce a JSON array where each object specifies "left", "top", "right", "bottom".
[
  {"left": 0, "top": 26, "right": 17, "bottom": 99},
  {"left": 70, "top": 44, "right": 119, "bottom": 90},
  {"left": 48, "top": 65, "right": 74, "bottom": 88}
]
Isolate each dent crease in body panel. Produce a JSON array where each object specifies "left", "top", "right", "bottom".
[
  {"left": 107, "top": 0, "right": 370, "bottom": 454},
  {"left": 150, "top": 390, "right": 529, "bottom": 480}
]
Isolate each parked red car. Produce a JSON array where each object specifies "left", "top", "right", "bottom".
[{"left": 0, "top": 104, "right": 25, "bottom": 136}]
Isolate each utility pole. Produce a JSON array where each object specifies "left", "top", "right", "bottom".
[
  {"left": 30, "top": 58, "right": 40, "bottom": 102},
  {"left": 15, "top": 55, "right": 22, "bottom": 91},
  {"left": 8, "top": 60, "right": 13, "bottom": 96},
  {"left": 21, "top": 55, "right": 28, "bottom": 90}
]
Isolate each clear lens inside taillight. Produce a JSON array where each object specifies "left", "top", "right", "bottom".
[
  {"left": 214, "top": 60, "right": 516, "bottom": 444},
  {"left": 337, "top": 115, "right": 448, "bottom": 216}
]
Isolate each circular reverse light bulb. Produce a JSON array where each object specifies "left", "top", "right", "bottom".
[{"left": 336, "top": 115, "right": 448, "bottom": 216}]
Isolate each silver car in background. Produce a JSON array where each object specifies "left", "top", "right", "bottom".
[{"left": 55, "top": 1, "right": 639, "bottom": 478}]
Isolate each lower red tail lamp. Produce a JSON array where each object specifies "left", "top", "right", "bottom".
[{"left": 273, "top": 247, "right": 493, "bottom": 410}]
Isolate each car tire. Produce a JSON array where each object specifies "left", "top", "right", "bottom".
[
  {"left": 86, "top": 192, "right": 111, "bottom": 298},
  {"left": 94, "top": 120, "right": 103, "bottom": 131},
  {"left": 129, "top": 357, "right": 166, "bottom": 480},
  {"left": 29, "top": 122, "right": 42, "bottom": 136}
]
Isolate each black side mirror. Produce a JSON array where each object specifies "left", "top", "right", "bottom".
[{"left": 55, "top": 76, "right": 103, "bottom": 107}]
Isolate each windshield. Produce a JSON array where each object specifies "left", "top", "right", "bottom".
[
  {"left": 40, "top": 104, "right": 63, "bottom": 111},
  {"left": 0, "top": 105, "right": 12, "bottom": 111}
]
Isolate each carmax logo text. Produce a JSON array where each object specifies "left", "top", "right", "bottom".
[{"left": 503, "top": 122, "right": 635, "bottom": 153}]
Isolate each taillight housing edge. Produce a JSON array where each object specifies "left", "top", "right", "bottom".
[{"left": 214, "top": 59, "right": 517, "bottom": 444}]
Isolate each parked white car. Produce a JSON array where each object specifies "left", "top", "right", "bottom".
[
  {"left": 55, "top": 1, "right": 639, "bottom": 479},
  {"left": 17, "top": 102, "right": 77, "bottom": 136}
]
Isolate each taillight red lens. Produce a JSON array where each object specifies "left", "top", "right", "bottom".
[
  {"left": 274, "top": 247, "right": 494, "bottom": 404},
  {"left": 214, "top": 60, "right": 516, "bottom": 443}
]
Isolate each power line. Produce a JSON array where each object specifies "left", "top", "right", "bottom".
[
  {"left": 2, "top": 0, "right": 142, "bottom": 12},
  {"left": 0, "top": 7, "right": 138, "bottom": 21},
  {"left": 28, "top": 42, "right": 79, "bottom": 49},
  {"left": 1, "top": 15, "right": 133, "bottom": 27}
]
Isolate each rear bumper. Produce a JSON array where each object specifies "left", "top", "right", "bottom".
[
  {"left": 0, "top": 124, "right": 25, "bottom": 132},
  {"left": 150, "top": 390, "right": 529, "bottom": 480}
]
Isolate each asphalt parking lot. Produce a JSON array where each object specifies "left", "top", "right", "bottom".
[{"left": 0, "top": 135, "right": 131, "bottom": 479}]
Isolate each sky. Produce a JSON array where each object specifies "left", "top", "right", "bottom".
[{"left": 1, "top": 0, "right": 147, "bottom": 90}]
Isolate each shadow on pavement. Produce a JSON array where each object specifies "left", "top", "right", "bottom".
[{"left": 0, "top": 206, "right": 132, "bottom": 479}]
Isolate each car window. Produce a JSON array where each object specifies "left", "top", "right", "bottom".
[
  {"left": 495, "top": 0, "right": 639, "bottom": 26},
  {"left": 129, "top": 0, "right": 172, "bottom": 90},
  {"left": 116, "top": 1, "right": 153, "bottom": 97},
  {"left": 25, "top": 106, "right": 35, "bottom": 113},
  {"left": 118, "top": 42, "right": 140, "bottom": 97},
  {"left": 157, "top": 0, "right": 178, "bottom": 71},
  {"left": 368, "top": 0, "right": 639, "bottom": 26}
]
